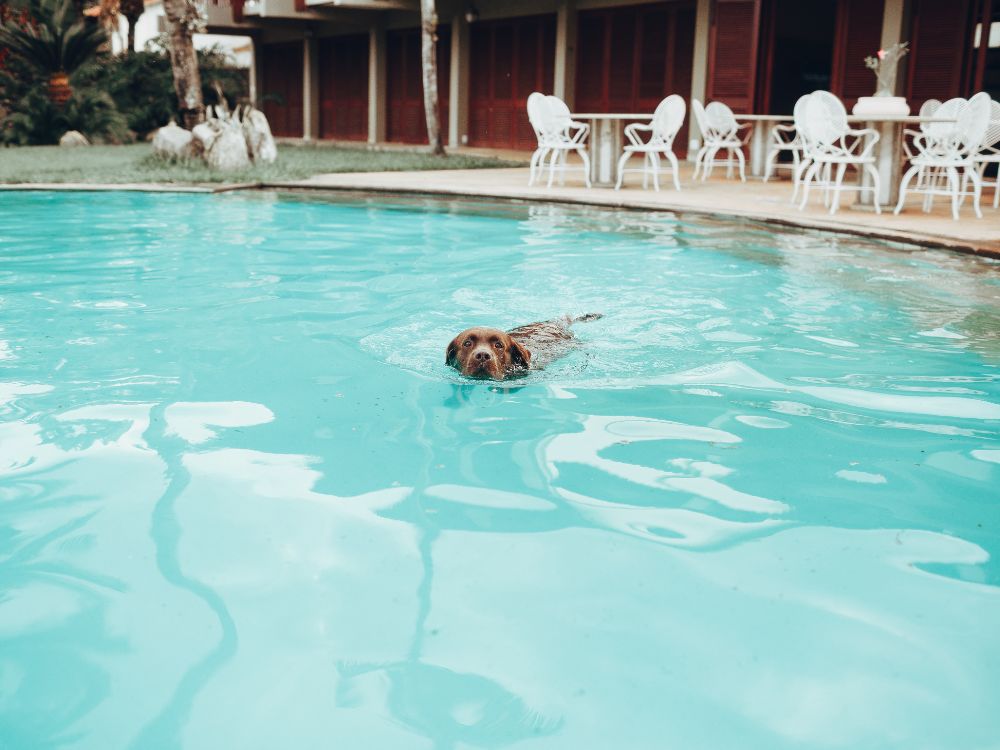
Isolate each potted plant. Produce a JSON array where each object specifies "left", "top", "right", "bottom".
[{"left": 853, "top": 42, "right": 910, "bottom": 116}]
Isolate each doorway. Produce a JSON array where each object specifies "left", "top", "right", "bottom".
[{"left": 762, "top": 0, "right": 838, "bottom": 114}]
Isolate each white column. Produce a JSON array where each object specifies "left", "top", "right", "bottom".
[
  {"left": 880, "top": 0, "right": 909, "bottom": 95},
  {"left": 449, "top": 14, "right": 470, "bottom": 147},
  {"left": 369, "top": 25, "right": 387, "bottom": 144},
  {"left": 249, "top": 35, "right": 259, "bottom": 105},
  {"left": 687, "top": 0, "right": 711, "bottom": 159},
  {"left": 554, "top": 0, "right": 577, "bottom": 107},
  {"left": 867, "top": 0, "right": 910, "bottom": 205},
  {"left": 302, "top": 33, "right": 319, "bottom": 141}
]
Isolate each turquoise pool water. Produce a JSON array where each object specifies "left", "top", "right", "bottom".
[{"left": 1, "top": 190, "right": 999, "bottom": 749}]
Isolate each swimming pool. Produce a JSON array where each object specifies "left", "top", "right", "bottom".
[{"left": 1, "top": 189, "right": 998, "bottom": 749}]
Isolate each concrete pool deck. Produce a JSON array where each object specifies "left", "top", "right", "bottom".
[{"left": 272, "top": 165, "right": 1000, "bottom": 258}]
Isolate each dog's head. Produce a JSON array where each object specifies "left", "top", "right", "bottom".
[{"left": 446, "top": 327, "right": 532, "bottom": 380}]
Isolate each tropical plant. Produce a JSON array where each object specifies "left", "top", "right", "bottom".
[
  {"left": 77, "top": 42, "right": 249, "bottom": 138},
  {"left": 0, "top": 0, "right": 108, "bottom": 104},
  {"left": 2, "top": 86, "right": 129, "bottom": 143}
]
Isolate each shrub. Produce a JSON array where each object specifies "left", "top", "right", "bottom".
[
  {"left": 3, "top": 87, "right": 129, "bottom": 144},
  {"left": 79, "top": 39, "right": 250, "bottom": 139},
  {"left": 0, "top": 0, "right": 131, "bottom": 144}
]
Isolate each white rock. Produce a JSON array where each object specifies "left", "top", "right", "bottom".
[
  {"left": 151, "top": 121, "right": 193, "bottom": 160},
  {"left": 204, "top": 125, "right": 251, "bottom": 171},
  {"left": 242, "top": 108, "right": 277, "bottom": 164},
  {"left": 190, "top": 121, "right": 219, "bottom": 153},
  {"left": 59, "top": 130, "right": 89, "bottom": 147}
]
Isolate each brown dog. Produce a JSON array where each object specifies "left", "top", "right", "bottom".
[{"left": 446, "top": 314, "right": 602, "bottom": 380}]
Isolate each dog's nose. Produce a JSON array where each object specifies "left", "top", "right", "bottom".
[{"left": 474, "top": 350, "right": 492, "bottom": 362}]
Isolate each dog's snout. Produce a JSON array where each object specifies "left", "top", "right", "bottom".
[{"left": 474, "top": 350, "right": 493, "bottom": 362}]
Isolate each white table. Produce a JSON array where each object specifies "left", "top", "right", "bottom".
[
  {"left": 734, "top": 113, "right": 957, "bottom": 206},
  {"left": 732, "top": 114, "right": 789, "bottom": 178},
  {"left": 571, "top": 112, "right": 652, "bottom": 187}
]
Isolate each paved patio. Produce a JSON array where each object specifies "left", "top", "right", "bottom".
[{"left": 275, "top": 164, "right": 1000, "bottom": 257}]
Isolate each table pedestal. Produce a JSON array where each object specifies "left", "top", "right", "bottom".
[
  {"left": 749, "top": 121, "right": 775, "bottom": 178},
  {"left": 588, "top": 117, "right": 624, "bottom": 187},
  {"left": 857, "top": 121, "right": 904, "bottom": 208}
]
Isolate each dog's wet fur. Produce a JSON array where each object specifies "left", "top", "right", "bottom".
[{"left": 446, "top": 314, "right": 602, "bottom": 380}]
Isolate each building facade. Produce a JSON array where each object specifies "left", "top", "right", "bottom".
[{"left": 205, "top": 0, "right": 1000, "bottom": 151}]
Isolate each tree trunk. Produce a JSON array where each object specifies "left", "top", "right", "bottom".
[
  {"left": 162, "top": 0, "right": 204, "bottom": 129},
  {"left": 420, "top": 0, "right": 444, "bottom": 155},
  {"left": 126, "top": 19, "right": 135, "bottom": 53}
]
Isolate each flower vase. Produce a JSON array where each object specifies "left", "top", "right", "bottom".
[{"left": 852, "top": 95, "right": 910, "bottom": 117}]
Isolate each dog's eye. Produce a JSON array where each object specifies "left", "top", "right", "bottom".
[
  {"left": 494, "top": 341, "right": 504, "bottom": 349},
  {"left": 463, "top": 339, "right": 472, "bottom": 347}
]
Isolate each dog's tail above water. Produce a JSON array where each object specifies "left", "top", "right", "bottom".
[{"left": 567, "top": 313, "right": 603, "bottom": 325}]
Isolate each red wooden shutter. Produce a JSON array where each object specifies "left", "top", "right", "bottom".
[
  {"left": 573, "top": 2, "right": 694, "bottom": 153},
  {"left": 830, "top": 0, "right": 886, "bottom": 110},
  {"left": 575, "top": 13, "right": 607, "bottom": 112},
  {"left": 319, "top": 35, "right": 369, "bottom": 141},
  {"left": 906, "top": 0, "right": 975, "bottom": 110},
  {"left": 706, "top": 0, "right": 762, "bottom": 112},
  {"left": 261, "top": 42, "right": 303, "bottom": 138},
  {"left": 607, "top": 7, "right": 638, "bottom": 110},
  {"left": 468, "top": 15, "right": 555, "bottom": 149}
]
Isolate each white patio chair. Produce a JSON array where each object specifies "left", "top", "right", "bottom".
[
  {"left": 797, "top": 90, "right": 882, "bottom": 214},
  {"left": 974, "top": 99, "right": 1000, "bottom": 209},
  {"left": 691, "top": 99, "right": 750, "bottom": 181},
  {"left": 764, "top": 95, "right": 809, "bottom": 185},
  {"left": 527, "top": 92, "right": 550, "bottom": 186},
  {"left": 894, "top": 92, "right": 992, "bottom": 220},
  {"left": 526, "top": 93, "right": 592, "bottom": 188},
  {"left": 783, "top": 94, "right": 814, "bottom": 203},
  {"left": 615, "top": 95, "right": 686, "bottom": 191},
  {"left": 544, "top": 95, "right": 592, "bottom": 188},
  {"left": 901, "top": 99, "right": 945, "bottom": 212},
  {"left": 902, "top": 99, "right": 942, "bottom": 161}
]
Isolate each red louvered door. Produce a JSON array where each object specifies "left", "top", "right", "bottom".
[
  {"left": 261, "top": 42, "right": 303, "bottom": 138},
  {"left": 575, "top": 2, "right": 696, "bottom": 155},
  {"left": 386, "top": 28, "right": 451, "bottom": 144},
  {"left": 468, "top": 15, "right": 556, "bottom": 149},
  {"left": 706, "top": 0, "right": 762, "bottom": 112},
  {"left": 830, "top": 0, "right": 886, "bottom": 109},
  {"left": 318, "top": 34, "right": 369, "bottom": 141},
  {"left": 906, "top": 0, "right": 976, "bottom": 111}
]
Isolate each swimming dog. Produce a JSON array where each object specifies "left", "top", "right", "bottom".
[{"left": 446, "top": 314, "right": 602, "bottom": 380}]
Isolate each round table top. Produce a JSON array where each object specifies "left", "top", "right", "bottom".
[
  {"left": 733, "top": 113, "right": 956, "bottom": 124},
  {"left": 569, "top": 112, "right": 958, "bottom": 124},
  {"left": 570, "top": 113, "right": 653, "bottom": 119}
]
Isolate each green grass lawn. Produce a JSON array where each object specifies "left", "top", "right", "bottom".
[{"left": 0, "top": 142, "right": 519, "bottom": 185}]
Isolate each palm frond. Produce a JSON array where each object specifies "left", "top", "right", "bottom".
[{"left": 0, "top": 0, "right": 106, "bottom": 74}]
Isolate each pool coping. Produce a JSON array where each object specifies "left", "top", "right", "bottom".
[
  {"left": 0, "top": 182, "right": 259, "bottom": 194},
  {"left": 4, "top": 178, "right": 999, "bottom": 260}
]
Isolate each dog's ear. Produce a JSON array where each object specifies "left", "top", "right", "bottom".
[
  {"left": 508, "top": 337, "right": 531, "bottom": 368},
  {"left": 446, "top": 336, "right": 460, "bottom": 366}
]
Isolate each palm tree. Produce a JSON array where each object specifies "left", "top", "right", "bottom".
[
  {"left": 95, "top": 0, "right": 144, "bottom": 53},
  {"left": 161, "top": 0, "right": 203, "bottom": 128},
  {"left": 0, "top": 0, "right": 107, "bottom": 105},
  {"left": 118, "top": 0, "right": 141, "bottom": 52},
  {"left": 419, "top": 0, "right": 444, "bottom": 155}
]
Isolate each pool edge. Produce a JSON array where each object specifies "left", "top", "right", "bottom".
[{"left": 4, "top": 179, "right": 998, "bottom": 260}]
